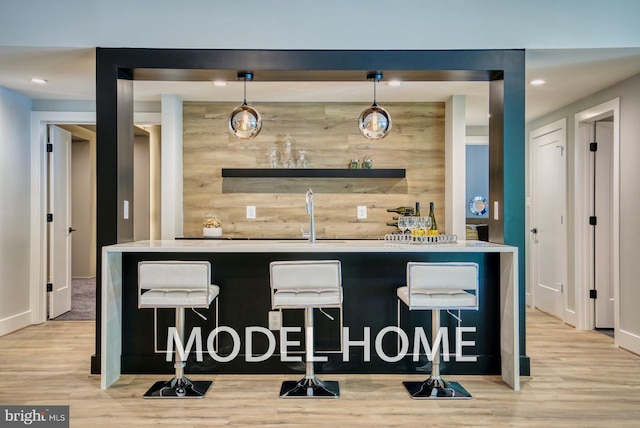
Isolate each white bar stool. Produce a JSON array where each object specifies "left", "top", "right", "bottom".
[
  {"left": 397, "top": 262, "right": 479, "bottom": 399},
  {"left": 269, "top": 260, "right": 343, "bottom": 398},
  {"left": 138, "top": 261, "right": 219, "bottom": 398}
]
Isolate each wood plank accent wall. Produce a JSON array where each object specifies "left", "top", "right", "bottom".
[{"left": 183, "top": 101, "right": 445, "bottom": 238}]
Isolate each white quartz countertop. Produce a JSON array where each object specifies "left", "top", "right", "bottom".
[{"left": 102, "top": 239, "right": 517, "bottom": 253}]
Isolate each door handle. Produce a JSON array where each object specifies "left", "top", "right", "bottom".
[
  {"left": 530, "top": 227, "right": 537, "bottom": 234},
  {"left": 68, "top": 227, "right": 76, "bottom": 234}
]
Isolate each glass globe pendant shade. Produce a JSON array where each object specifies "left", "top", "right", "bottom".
[
  {"left": 228, "top": 103, "right": 262, "bottom": 139},
  {"left": 358, "top": 103, "right": 392, "bottom": 140},
  {"left": 358, "top": 72, "right": 391, "bottom": 140},
  {"left": 228, "top": 71, "right": 262, "bottom": 139}
]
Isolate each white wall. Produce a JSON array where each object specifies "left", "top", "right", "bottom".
[
  {"left": 526, "top": 72, "right": 640, "bottom": 353},
  {"left": 148, "top": 125, "right": 161, "bottom": 240},
  {"left": 0, "top": 1, "right": 639, "bottom": 50},
  {"left": 133, "top": 134, "right": 150, "bottom": 241},
  {"left": 60, "top": 124, "right": 97, "bottom": 279},
  {"left": 0, "top": 87, "right": 32, "bottom": 336},
  {"left": 71, "top": 140, "right": 92, "bottom": 277}
]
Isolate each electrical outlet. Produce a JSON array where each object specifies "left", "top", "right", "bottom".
[
  {"left": 246, "top": 205, "right": 256, "bottom": 219},
  {"left": 268, "top": 311, "right": 282, "bottom": 330},
  {"left": 357, "top": 205, "right": 367, "bottom": 219}
]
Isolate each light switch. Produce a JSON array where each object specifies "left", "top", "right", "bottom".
[
  {"left": 493, "top": 201, "right": 499, "bottom": 220},
  {"left": 123, "top": 200, "right": 129, "bottom": 220},
  {"left": 246, "top": 205, "right": 256, "bottom": 219},
  {"left": 357, "top": 206, "right": 367, "bottom": 219}
]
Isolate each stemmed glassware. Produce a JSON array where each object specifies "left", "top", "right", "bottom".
[
  {"left": 398, "top": 216, "right": 409, "bottom": 235},
  {"left": 385, "top": 216, "right": 456, "bottom": 244},
  {"left": 405, "top": 216, "right": 418, "bottom": 237},
  {"left": 419, "top": 216, "right": 432, "bottom": 239}
]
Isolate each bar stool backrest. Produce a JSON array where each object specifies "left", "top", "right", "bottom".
[
  {"left": 408, "top": 262, "right": 477, "bottom": 291},
  {"left": 407, "top": 262, "right": 479, "bottom": 310},
  {"left": 139, "top": 261, "right": 210, "bottom": 290},
  {"left": 138, "top": 261, "right": 212, "bottom": 310},
  {"left": 270, "top": 260, "right": 342, "bottom": 291}
]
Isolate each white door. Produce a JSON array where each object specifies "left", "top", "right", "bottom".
[
  {"left": 593, "top": 120, "right": 614, "bottom": 328},
  {"left": 48, "top": 125, "right": 73, "bottom": 318},
  {"left": 531, "top": 126, "right": 567, "bottom": 319}
]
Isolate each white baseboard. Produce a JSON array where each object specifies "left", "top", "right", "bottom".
[
  {"left": 0, "top": 310, "right": 32, "bottom": 337},
  {"left": 616, "top": 328, "right": 640, "bottom": 356}
]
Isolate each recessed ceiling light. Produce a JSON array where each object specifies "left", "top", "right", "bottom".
[
  {"left": 213, "top": 80, "right": 227, "bottom": 86},
  {"left": 388, "top": 80, "right": 402, "bottom": 87},
  {"left": 530, "top": 79, "right": 546, "bottom": 86},
  {"left": 30, "top": 78, "right": 48, "bottom": 84}
]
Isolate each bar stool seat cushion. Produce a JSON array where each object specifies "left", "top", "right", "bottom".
[
  {"left": 273, "top": 288, "right": 341, "bottom": 307},
  {"left": 140, "top": 285, "right": 219, "bottom": 308},
  {"left": 397, "top": 286, "right": 476, "bottom": 309}
]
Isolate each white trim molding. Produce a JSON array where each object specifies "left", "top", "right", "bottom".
[
  {"left": 528, "top": 118, "right": 569, "bottom": 324},
  {"left": 573, "top": 98, "right": 620, "bottom": 336},
  {"left": 29, "top": 111, "right": 161, "bottom": 325}
]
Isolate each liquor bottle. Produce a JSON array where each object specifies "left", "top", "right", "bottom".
[
  {"left": 413, "top": 202, "right": 423, "bottom": 236},
  {"left": 428, "top": 202, "right": 438, "bottom": 236},
  {"left": 386, "top": 207, "right": 415, "bottom": 215},
  {"left": 386, "top": 221, "right": 399, "bottom": 228}
]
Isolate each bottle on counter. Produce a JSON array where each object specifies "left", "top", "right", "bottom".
[
  {"left": 428, "top": 202, "right": 438, "bottom": 236},
  {"left": 413, "top": 202, "right": 423, "bottom": 237}
]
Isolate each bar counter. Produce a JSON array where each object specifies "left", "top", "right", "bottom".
[{"left": 101, "top": 239, "right": 520, "bottom": 391}]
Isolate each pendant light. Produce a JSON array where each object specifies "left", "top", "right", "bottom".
[
  {"left": 228, "top": 71, "right": 262, "bottom": 139},
  {"left": 358, "top": 71, "right": 392, "bottom": 140}
]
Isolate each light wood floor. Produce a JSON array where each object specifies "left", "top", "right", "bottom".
[{"left": 1, "top": 309, "right": 640, "bottom": 427}]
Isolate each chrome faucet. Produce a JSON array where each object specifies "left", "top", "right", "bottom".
[{"left": 305, "top": 188, "right": 316, "bottom": 243}]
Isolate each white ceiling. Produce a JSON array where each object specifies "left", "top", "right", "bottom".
[{"left": 1, "top": 47, "right": 639, "bottom": 126}]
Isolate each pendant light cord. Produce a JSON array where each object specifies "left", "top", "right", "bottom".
[
  {"left": 243, "top": 77, "right": 248, "bottom": 105},
  {"left": 373, "top": 78, "right": 378, "bottom": 105}
]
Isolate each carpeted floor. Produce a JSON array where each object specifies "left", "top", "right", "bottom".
[{"left": 52, "top": 278, "right": 96, "bottom": 321}]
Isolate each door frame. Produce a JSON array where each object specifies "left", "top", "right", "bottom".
[
  {"left": 30, "top": 111, "right": 160, "bottom": 324},
  {"left": 573, "top": 98, "right": 620, "bottom": 334},
  {"left": 528, "top": 118, "right": 568, "bottom": 322},
  {"left": 30, "top": 112, "right": 96, "bottom": 324}
]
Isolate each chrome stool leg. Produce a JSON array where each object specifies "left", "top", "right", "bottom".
[
  {"left": 279, "top": 308, "right": 340, "bottom": 398},
  {"left": 402, "top": 310, "right": 472, "bottom": 400},
  {"left": 143, "top": 307, "right": 212, "bottom": 398}
]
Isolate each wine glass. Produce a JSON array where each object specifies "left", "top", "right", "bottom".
[
  {"left": 406, "top": 216, "right": 418, "bottom": 239},
  {"left": 421, "top": 216, "right": 432, "bottom": 237},
  {"left": 398, "top": 216, "right": 409, "bottom": 235}
]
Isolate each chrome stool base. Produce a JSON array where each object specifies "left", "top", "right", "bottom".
[
  {"left": 279, "top": 376, "right": 340, "bottom": 398},
  {"left": 143, "top": 377, "right": 212, "bottom": 399},
  {"left": 403, "top": 377, "right": 471, "bottom": 400}
]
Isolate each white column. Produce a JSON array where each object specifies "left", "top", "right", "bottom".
[
  {"left": 161, "top": 94, "right": 183, "bottom": 239},
  {"left": 445, "top": 95, "right": 466, "bottom": 237}
]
